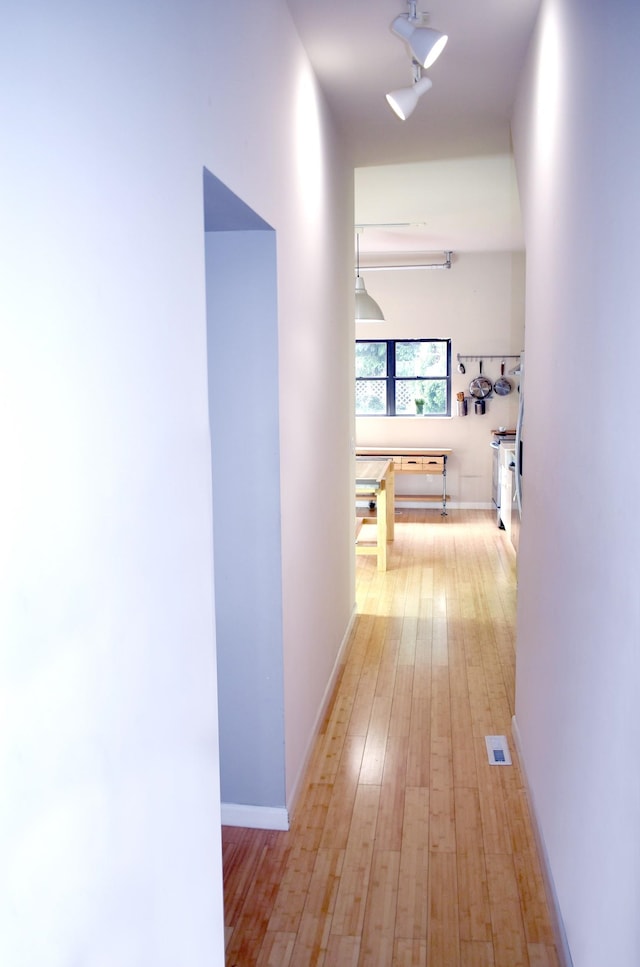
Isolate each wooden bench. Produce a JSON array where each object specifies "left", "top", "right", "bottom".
[{"left": 355, "top": 459, "right": 394, "bottom": 570}]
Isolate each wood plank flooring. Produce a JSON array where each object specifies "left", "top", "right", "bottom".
[{"left": 223, "top": 509, "right": 559, "bottom": 967}]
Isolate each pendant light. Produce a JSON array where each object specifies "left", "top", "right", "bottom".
[{"left": 355, "top": 232, "right": 385, "bottom": 322}]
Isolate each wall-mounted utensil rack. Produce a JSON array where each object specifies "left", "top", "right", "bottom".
[{"left": 456, "top": 354, "right": 520, "bottom": 363}]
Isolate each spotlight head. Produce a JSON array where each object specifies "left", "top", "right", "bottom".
[
  {"left": 411, "top": 27, "right": 448, "bottom": 68},
  {"left": 386, "top": 75, "right": 432, "bottom": 120},
  {"left": 390, "top": 15, "right": 448, "bottom": 69}
]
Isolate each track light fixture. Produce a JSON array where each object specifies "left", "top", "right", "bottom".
[
  {"left": 355, "top": 232, "right": 385, "bottom": 322},
  {"left": 390, "top": 1, "right": 448, "bottom": 69},
  {"left": 386, "top": 60, "right": 432, "bottom": 121},
  {"left": 387, "top": 1, "right": 447, "bottom": 118}
]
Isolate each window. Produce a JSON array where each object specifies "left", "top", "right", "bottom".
[{"left": 355, "top": 339, "right": 451, "bottom": 416}]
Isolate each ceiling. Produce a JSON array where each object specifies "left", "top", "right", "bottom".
[{"left": 286, "top": 0, "right": 540, "bottom": 257}]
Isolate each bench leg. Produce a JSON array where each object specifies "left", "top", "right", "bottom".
[{"left": 377, "top": 485, "right": 387, "bottom": 571}]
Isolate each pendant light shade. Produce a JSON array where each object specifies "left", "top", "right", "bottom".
[
  {"left": 390, "top": 15, "right": 448, "bottom": 69},
  {"left": 355, "top": 232, "right": 385, "bottom": 322},
  {"left": 386, "top": 74, "right": 432, "bottom": 120},
  {"left": 355, "top": 275, "right": 385, "bottom": 322}
]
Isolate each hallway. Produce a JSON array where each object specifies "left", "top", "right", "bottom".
[{"left": 223, "top": 510, "right": 559, "bottom": 966}]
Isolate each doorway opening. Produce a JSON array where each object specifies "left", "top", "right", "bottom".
[{"left": 203, "top": 169, "right": 288, "bottom": 829}]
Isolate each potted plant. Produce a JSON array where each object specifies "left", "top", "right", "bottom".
[{"left": 414, "top": 396, "right": 425, "bottom": 415}]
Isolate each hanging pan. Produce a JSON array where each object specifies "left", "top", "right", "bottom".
[
  {"left": 469, "top": 360, "right": 492, "bottom": 399},
  {"left": 493, "top": 360, "right": 512, "bottom": 396}
]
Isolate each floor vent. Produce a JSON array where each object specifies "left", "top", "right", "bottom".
[{"left": 485, "top": 735, "right": 512, "bottom": 766}]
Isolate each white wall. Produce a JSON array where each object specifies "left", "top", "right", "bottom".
[
  {"left": 512, "top": 2, "right": 640, "bottom": 965},
  {"left": 0, "top": 0, "right": 352, "bottom": 961},
  {"left": 355, "top": 252, "right": 525, "bottom": 505},
  {"left": 202, "top": 6, "right": 355, "bottom": 815}
]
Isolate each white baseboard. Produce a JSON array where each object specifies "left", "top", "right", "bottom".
[
  {"left": 220, "top": 803, "right": 290, "bottom": 831},
  {"left": 285, "top": 603, "right": 358, "bottom": 822},
  {"left": 511, "top": 716, "right": 574, "bottom": 967},
  {"left": 455, "top": 501, "right": 493, "bottom": 509},
  {"left": 355, "top": 500, "right": 492, "bottom": 510},
  {"left": 394, "top": 501, "right": 492, "bottom": 510}
]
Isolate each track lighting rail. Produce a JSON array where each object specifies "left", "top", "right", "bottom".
[{"left": 360, "top": 251, "right": 453, "bottom": 271}]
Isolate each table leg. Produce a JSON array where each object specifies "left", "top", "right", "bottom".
[
  {"left": 376, "top": 482, "right": 387, "bottom": 571},
  {"left": 386, "top": 463, "right": 395, "bottom": 539},
  {"left": 441, "top": 459, "right": 448, "bottom": 516}
]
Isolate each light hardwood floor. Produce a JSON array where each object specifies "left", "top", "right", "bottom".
[{"left": 223, "top": 509, "right": 559, "bottom": 966}]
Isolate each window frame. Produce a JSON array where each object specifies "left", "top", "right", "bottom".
[{"left": 355, "top": 338, "right": 452, "bottom": 417}]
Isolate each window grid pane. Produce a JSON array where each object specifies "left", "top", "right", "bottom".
[
  {"left": 356, "top": 379, "right": 387, "bottom": 415},
  {"left": 355, "top": 342, "right": 387, "bottom": 378},
  {"left": 396, "top": 379, "right": 448, "bottom": 415},
  {"left": 395, "top": 340, "right": 447, "bottom": 378}
]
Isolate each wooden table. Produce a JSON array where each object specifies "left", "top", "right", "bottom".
[
  {"left": 356, "top": 446, "right": 452, "bottom": 515},
  {"left": 355, "top": 459, "right": 395, "bottom": 571}
]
